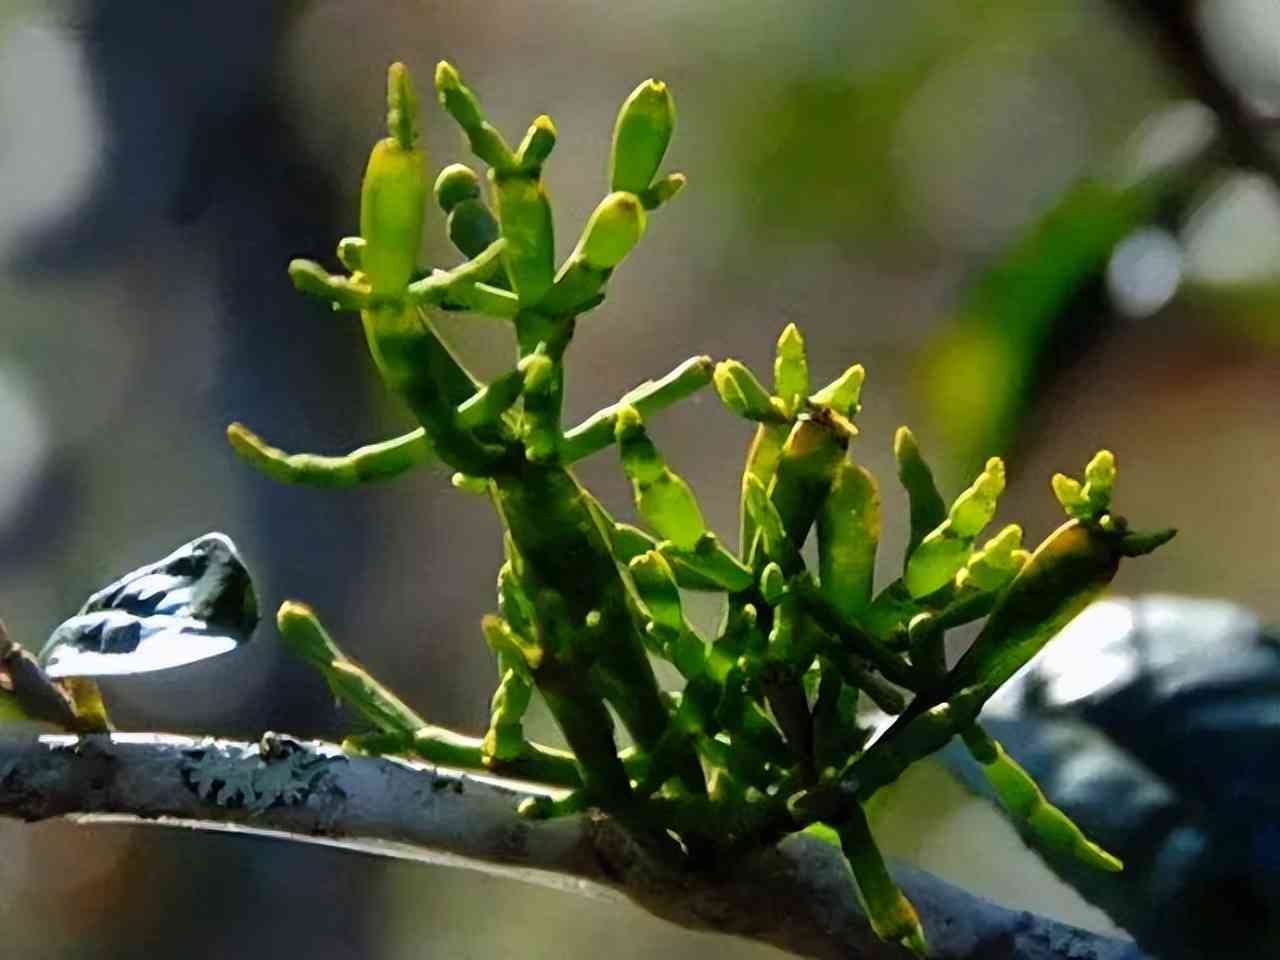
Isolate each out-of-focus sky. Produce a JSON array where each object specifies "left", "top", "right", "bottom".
[{"left": 1, "top": 1, "right": 1278, "bottom": 956}]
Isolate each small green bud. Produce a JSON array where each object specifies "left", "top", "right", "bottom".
[
  {"left": 520, "top": 351, "right": 555, "bottom": 394},
  {"left": 610, "top": 78, "right": 675, "bottom": 194},
  {"left": 481, "top": 614, "right": 541, "bottom": 672},
  {"left": 759, "top": 562, "right": 787, "bottom": 606},
  {"left": 639, "top": 172, "right": 686, "bottom": 211},
  {"left": 519, "top": 352, "right": 559, "bottom": 463},
  {"left": 451, "top": 472, "right": 489, "bottom": 495},
  {"left": 809, "top": 364, "right": 865, "bottom": 419},
  {"left": 893, "top": 426, "right": 947, "bottom": 560},
  {"left": 768, "top": 595, "right": 801, "bottom": 662},
  {"left": 386, "top": 61, "right": 419, "bottom": 149},
  {"left": 981, "top": 523, "right": 1023, "bottom": 562},
  {"left": 517, "top": 795, "right": 553, "bottom": 819},
  {"left": 1083, "top": 449, "right": 1116, "bottom": 512},
  {"left": 960, "top": 523, "right": 1025, "bottom": 592},
  {"left": 1084, "top": 450, "right": 1115, "bottom": 487},
  {"left": 615, "top": 406, "right": 663, "bottom": 484},
  {"left": 484, "top": 666, "right": 532, "bottom": 762},
  {"left": 434, "top": 163, "right": 482, "bottom": 212},
  {"left": 1054, "top": 451, "right": 1117, "bottom": 521},
  {"left": 949, "top": 457, "right": 1005, "bottom": 538},
  {"left": 713, "top": 360, "right": 779, "bottom": 421},
  {"left": 336, "top": 236, "right": 365, "bottom": 272},
  {"left": 616, "top": 407, "right": 706, "bottom": 549},
  {"left": 629, "top": 551, "right": 683, "bottom": 633},
  {"left": 742, "top": 474, "right": 792, "bottom": 567},
  {"left": 517, "top": 114, "right": 557, "bottom": 170},
  {"left": 576, "top": 191, "right": 647, "bottom": 270},
  {"left": 773, "top": 323, "right": 809, "bottom": 414},
  {"left": 1052, "top": 473, "right": 1086, "bottom": 515},
  {"left": 905, "top": 530, "right": 971, "bottom": 599},
  {"left": 497, "top": 563, "right": 538, "bottom": 645}
]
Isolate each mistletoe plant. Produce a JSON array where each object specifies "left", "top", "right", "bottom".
[
  {"left": 0, "top": 61, "right": 1174, "bottom": 957},
  {"left": 218, "top": 62, "right": 1175, "bottom": 954}
]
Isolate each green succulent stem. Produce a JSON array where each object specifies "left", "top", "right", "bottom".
[
  {"left": 226, "top": 60, "right": 1177, "bottom": 958},
  {"left": 226, "top": 423, "right": 434, "bottom": 487},
  {"left": 560, "top": 355, "right": 714, "bottom": 464},
  {"left": 960, "top": 724, "right": 1122, "bottom": 873}
]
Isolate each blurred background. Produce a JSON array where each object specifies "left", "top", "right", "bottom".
[{"left": 1, "top": 0, "right": 1278, "bottom": 956}]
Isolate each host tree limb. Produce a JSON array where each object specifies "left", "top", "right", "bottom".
[{"left": 0, "top": 732, "right": 1147, "bottom": 960}]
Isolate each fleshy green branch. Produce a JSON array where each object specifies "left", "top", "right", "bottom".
[
  {"left": 277, "top": 602, "right": 587, "bottom": 788},
  {"left": 790, "top": 575, "right": 923, "bottom": 691},
  {"left": 960, "top": 724, "right": 1122, "bottom": 873},
  {"left": 407, "top": 239, "right": 520, "bottom": 318},
  {"left": 226, "top": 424, "right": 434, "bottom": 488},
  {"left": 894, "top": 427, "right": 947, "bottom": 561},
  {"left": 287, "top": 259, "right": 371, "bottom": 311},
  {"left": 835, "top": 811, "right": 929, "bottom": 956},
  {"left": 277, "top": 602, "right": 428, "bottom": 736},
  {"left": 559, "top": 355, "right": 714, "bottom": 463},
  {"left": 434, "top": 61, "right": 517, "bottom": 173}
]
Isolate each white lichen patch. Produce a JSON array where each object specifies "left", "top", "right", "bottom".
[{"left": 180, "top": 733, "right": 343, "bottom": 813}]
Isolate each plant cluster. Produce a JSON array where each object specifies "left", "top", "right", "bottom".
[{"left": 210, "top": 62, "right": 1177, "bottom": 954}]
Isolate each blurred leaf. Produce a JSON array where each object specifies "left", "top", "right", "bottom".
[
  {"left": 730, "top": 73, "right": 922, "bottom": 242},
  {"left": 40, "top": 533, "right": 258, "bottom": 678},
  {"left": 919, "top": 102, "right": 1220, "bottom": 474},
  {"left": 952, "top": 595, "right": 1280, "bottom": 960}
]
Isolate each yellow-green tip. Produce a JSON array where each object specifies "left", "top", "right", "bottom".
[
  {"left": 277, "top": 599, "right": 317, "bottom": 632},
  {"left": 1080, "top": 840, "right": 1125, "bottom": 873},
  {"left": 276, "top": 600, "right": 343, "bottom": 670},
  {"left": 811, "top": 363, "right": 865, "bottom": 418},
  {"left": 434, "top": 60, "right": 461, "bottom": 94},
  {"left": 643, "top": 172, "right": 687, "bottom": 210},
  {"left": 434, "top": 163, "right": 481, "bottom": 212},
  {"left": 579, "top": 191, "right": 647, "bottom": 269},
  {"left": 386, "top": 62, "right": 419, "bottom": 149},
  {"left": 893, "top": 426, "right": 917, "bottom": 461},
  {"left": 777, "top": 322, "right": 805, "bottom": 357},
  {"left": 614, "top": 404, "right": 645, "bottom": 439},
  {"left": 225, "top": 421, "right": 257, "bottom": 454}
]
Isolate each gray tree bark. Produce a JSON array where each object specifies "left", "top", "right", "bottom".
[{"left": 0, "top": 732, "right": 1147, "bottom": 960}]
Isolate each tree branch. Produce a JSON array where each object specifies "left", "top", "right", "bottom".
[{"left": 0, "top": 732, "right": 1146, "bottom": 960}]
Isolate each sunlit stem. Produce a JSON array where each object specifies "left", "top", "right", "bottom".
[
  {"left": 226, "top": 424, "right": 433, "bottom": 488},
  {"left": 559, "top": 355, "right": 714, "bottom": 463}
]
